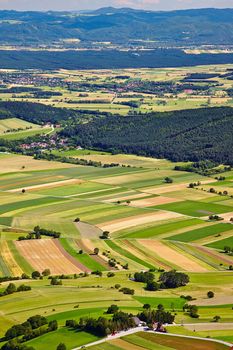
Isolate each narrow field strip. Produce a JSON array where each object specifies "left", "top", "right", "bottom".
[
  {"left": 142, "top": 179, "right": 216, "bottom": 194},
  {"left": 97, "top": 211, "right": 184, "bottom": 233},
  {"left": 8, "top": 178, "right": 82, "bottom": 193},
  {"left": 129, "top": 196, "right": 183, "bottom": 208},
  {"left": 76, "top": 239, "right": 110, "bottom": 270},
  {"left": 168, "top": 223, "right": 233, "bottom": 243},
  {"left": 122, "top": 334, "right": 174, "bottom": 350},
  {"left": 206, "top": 235, "right": 233, "bottom": 250},
  {"left": 15, "top": 239, "right": 85, "bottom": 275},
  {"left": 139, "top": 240, "right": 208, "bottom": 272},
  {"left": 123, "top": 239, "right": 172, "bottom": 270},
  {"left": 171, "top": 242, "right": 223, "bottom": 271},
  {"left": 117, "top": 218, "right": 203, "bottom": 239},
  {"left": 105, "top": 240, "right": 155, "bottom": 270},
  {"left": 0, "top": 196, "right": 66, "bottom": 217},
  {"left": 0, "top": 240, "right": 23, "bottom": 276},
  {"left": 8, "top": 240, "right": 34, "bottom": 275},
  {"left": 111, "top": 338, "right": 148, "bottom": 350},
  {"left": 193, "top": 244, "right": 233, "bottom": 265},
  {"left": 60, "top": 238, "right": 105, "bottom": 271},
  {"left": 0, "top": 242, "right": 11, "bottom": 276}
]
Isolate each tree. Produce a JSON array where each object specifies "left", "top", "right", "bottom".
[
  {"left": 5, "top": 283, "right": 17, "bottom": 294},
  {"left": 100, "top": 231, "right": 110, "bottom": 239},
  {"left": 143, "top": 304, "right": 151, "bottom": 310},
  {"left": 164, "top": 177, "right": 173, "bottom": 184},
  {"left": 146, "top": 281, "right": 159, "bottom": 291},
  {"left": 74, "top": 217, "right": 80, "bottom": 222},
  {"left": 94, "top": 248, "right": 99, "bottom": 255},
  {"left": 42, "top": 269, "right": 51, "bottom": 276},
  {"left": 22, "top": 189, "right": 26, "bottom": 193},
  {"left": 207, "top": 291, "right": 214, "bottom": 298},
  {"left": 57, "top": 344, "right": 66, "bottom": 350},
  {"left": 57, "top": 344, "right": 67, "bottom": 350},
  {"left": 213, "top": 315, "right": 221, "bottom": 322},
  {"left": 106, "top": 305, "right": 119, "bottom": 314},
  {"left": 159, "top": 270, "right": 189, "bottom": 289},
  {"left": 31, "top": 271, "right": 41, "bottom": 279},
  {"left": 48, "top": 320, "right": 58, "bottom": 331}
]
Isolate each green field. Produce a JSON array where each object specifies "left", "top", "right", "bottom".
[
  {"left": 153, "top": 200, "right": 232, "bottom": 217},
  {"left": 168, "top": 223, "right": 233, "bottom": 242},
  {"left": 206, "top": 236, "right": 233, "bottom": 250},
  {"left": 118, "top": 218, "right": 204, "bottom": 239}
]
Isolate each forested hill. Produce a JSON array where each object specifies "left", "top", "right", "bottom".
[
  {"left": 0, "top": 8, "right": 233, "bottom": 46},
  {"left": 60, "top": 107, "right": 233, "bottom": 165}
]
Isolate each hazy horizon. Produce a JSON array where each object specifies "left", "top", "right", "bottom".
[{"left": 0, "top": 0, "right": 233, "bottom": 12}]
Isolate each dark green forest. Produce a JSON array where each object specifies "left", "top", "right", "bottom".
[
  {"left": 0, "top": 8, "right": 233, "bottom": 46},
  {"left": 1, "top": 49, "right": 233, "bottom": 70},
  {"left": 60, "top": 107, "right": 233, "bottom": 165}
]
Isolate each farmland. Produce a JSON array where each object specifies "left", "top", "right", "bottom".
[
  {"left": 0, "top": 150, "right": 232, "bottom": 350},
  {"left": 0, "top": 65, "right": 233, "bottom": 350},
  {"left": 0, "top": 64, "right": 233, "bottom": 121}
]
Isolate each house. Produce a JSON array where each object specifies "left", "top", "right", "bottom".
[{"left": 132, "top": 317, "right": 145, "bottom": 327}]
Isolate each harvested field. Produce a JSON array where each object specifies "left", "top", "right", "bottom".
[
  {"left": 97, "top": 211, "right": 184, "bottom": 233},
  {"left": 190, "top": 295, "right": 233, "bottom": 306},
  {"left": 8, "top": 179, "right": 83, "bottom": 193},
  {"left": 137, "top": 332, "right": 230, "bottom": 350},
  {"left": 193, "top": 245, "right": 233, "bottom": 265},
  {"left": 104, "top": 192, "right": 148, "bottom": 203},
  {"left": 0, "top": 154, "right": 76, "bottom": 174},
  {"left": 143, "top": 179, "right": 216, "bottom": 194},
  {"left": 139, "top": 240, "right": 208, "bottom": 272},
  {"left": 15, "top": 239, "right": 86, "bottom": 275},
  {"left": 111, "top": 338, "right": 145, "bottom": 350},
  {"left": 76, "top": 221, "right": 103, "bottom": 239},
  {"left": 129, "top": 196, "right": 183, "bottom": 208},
  {"left": 185, "top": 323, "right": 233, "bottom": 332},
  {"left": 0, "top": 241, "right": 23, "bottom": 276}
]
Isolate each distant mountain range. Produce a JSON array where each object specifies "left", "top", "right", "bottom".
[{"left": 0, "top": 7, "right": 233, "bottom": 47}]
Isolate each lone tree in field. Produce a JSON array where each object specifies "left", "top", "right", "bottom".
[
  {"left": 213, "top": 315, "right": 221, "bottom": 322},
  {"left": 57, "top": 343, "right": 66, "bottom": 350},
  {"left": 100, "top": 231, "right": 110, "bottom": 239},
  {"left": 22, "top": 188, "right": 26, "bottom": 193},
  {"left": 74, "top": 217, "right": 80, "bottom": 222},
  {"left": 207, "top": 291, "right": 214, "bottom": 298},
  {"left": 164, "top": 177, "right": 173, "bottom": 184},
  {"left": 94, "top": 247, "right": 99, "bottom": 255}
]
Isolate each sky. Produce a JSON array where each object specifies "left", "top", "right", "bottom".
[{"left": 0, "top": 0, "right": 233, "bottom": 11}]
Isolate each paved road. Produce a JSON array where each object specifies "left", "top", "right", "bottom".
[{"left": 72, "top": 325, "right": 233, "bottom": 349}]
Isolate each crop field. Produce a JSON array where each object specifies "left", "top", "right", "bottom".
[
  {"left": 1, "top": 65, "right": 233, "bottom": 115},
  {"left": 90, "top": 332, "right": 230, "bottom": 350},
  {"left": 0, "top": 151, "right": 232, "bottom": 350}
]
